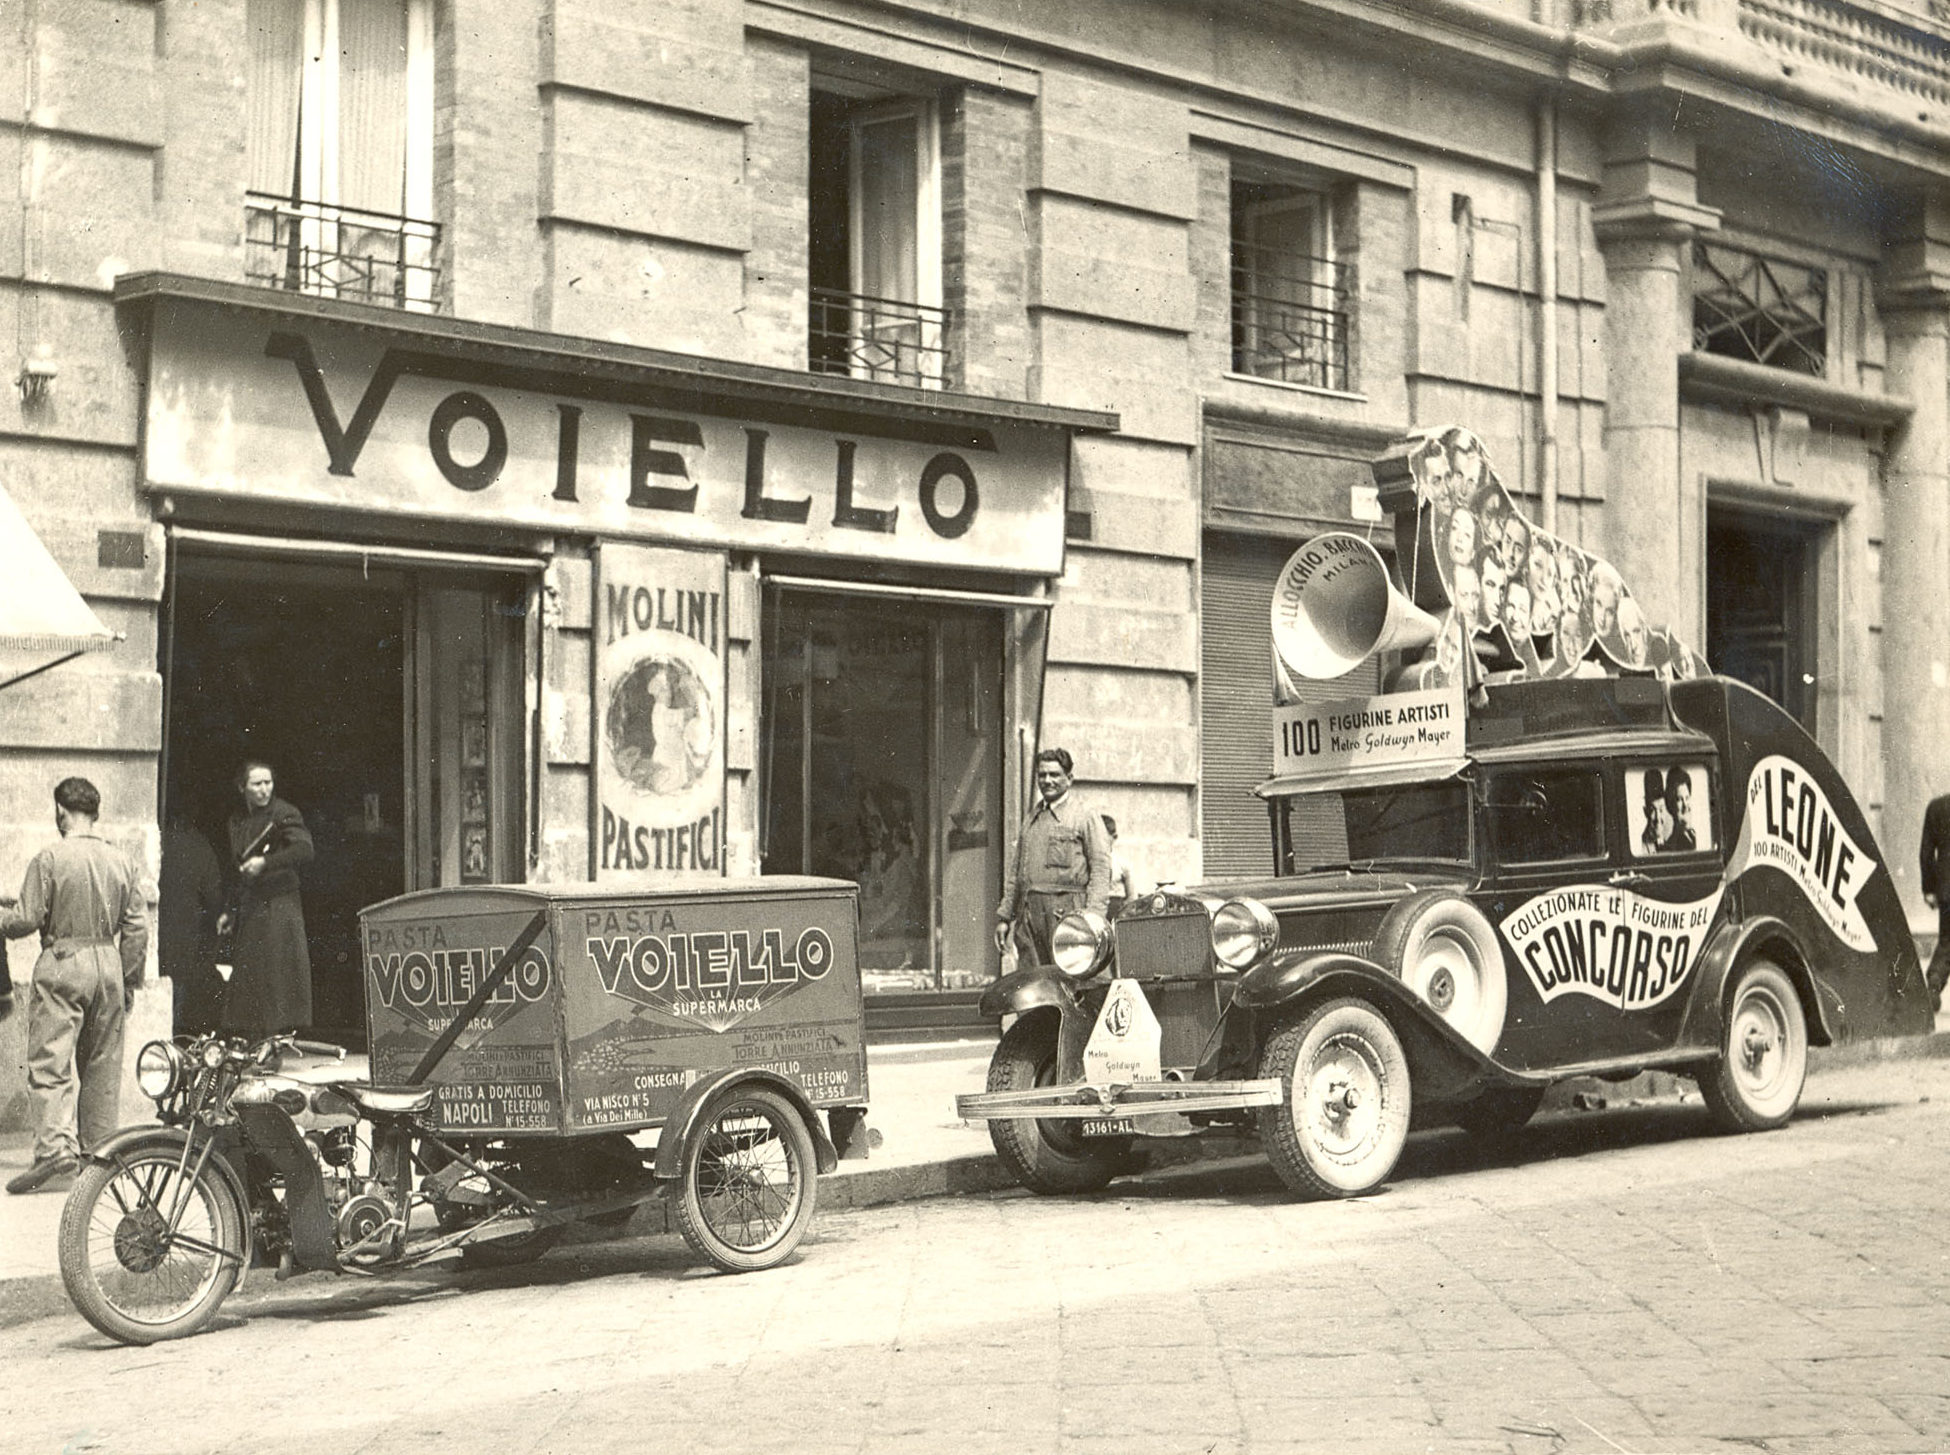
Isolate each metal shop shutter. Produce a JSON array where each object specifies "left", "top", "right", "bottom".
[{"left": 1200, "top": 531, "right": 1379, "bottom": 878}]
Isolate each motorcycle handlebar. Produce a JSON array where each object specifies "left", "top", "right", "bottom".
[{"left": 290, "top": 1039, "right": 346, "bottom": 1060}]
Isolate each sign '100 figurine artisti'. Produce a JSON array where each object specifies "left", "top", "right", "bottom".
[{"left": 960, "top": 425, "right": 1931, "bottom": 1199}]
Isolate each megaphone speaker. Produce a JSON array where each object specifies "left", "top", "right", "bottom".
[{"left": 1270, "top": 532, "right": 1440, "bottom": 680}]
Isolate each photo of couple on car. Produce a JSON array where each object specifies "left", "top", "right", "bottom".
[{"left": 1635, "top": 765, "right": 1708, "bottom": 855}]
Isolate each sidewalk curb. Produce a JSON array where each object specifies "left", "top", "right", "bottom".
[{"left": 4, "top": 1030, "right": 1945, "bottom": 1332}]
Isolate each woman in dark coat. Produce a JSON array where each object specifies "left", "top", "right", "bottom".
[{"left": 221, "top": 760, "right": 315, "bottom": 1036}]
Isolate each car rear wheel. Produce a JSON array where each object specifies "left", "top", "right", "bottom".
[
  {"left": 1699, "top": 959, "right": 1807, "bottom": 1132},
  {"left": 1258, "top": 998, "right": 1412, "bottom": 1199},
  {"left": 1374, "top": 892, "right": 1507, "bottom": 1055},
  {"left": 985, "top": 1016, "right": 1129, "bottom": 1195}
]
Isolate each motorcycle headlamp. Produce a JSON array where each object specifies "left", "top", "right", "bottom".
[
  {"left": 1050, "top": 910, "right": 1113, "bottom": 979},
  {"left": 135, "top": 1040, "right": 185, "bottom": 1101},
  {"left": 1212, "top": 897, "right": 1280, "bottom": 969}
]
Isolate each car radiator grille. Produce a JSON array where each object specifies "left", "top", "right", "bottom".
[{"left": 1113, "top": 910, "right": 1213, "bottom": 979}]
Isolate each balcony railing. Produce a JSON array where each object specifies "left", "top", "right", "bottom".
[
  {"left": 245, "top": 192, "right": 441, "bottom": 312},
  {"left": 1230, "top": 245, "right": 1355, "bottom": 392},
  {"left": 1740, "top": 0, "right": 1950, "bottom": 106},
  {"left": 809, "top": 288, "right": 950, "bottom": 388},
  {"left": 1598, "top": 0, "right": 1950, "bottom": 109}
]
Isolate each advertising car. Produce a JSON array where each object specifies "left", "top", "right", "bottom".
[{"left": 958, "top": 425, "right": 1933, "bottom": 1199}]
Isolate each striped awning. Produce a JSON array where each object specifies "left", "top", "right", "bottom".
[{"left": 0, "top": 483, "right": 113, "bottom": 680}]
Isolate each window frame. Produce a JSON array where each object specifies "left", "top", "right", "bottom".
[
  {"left": 247, "top": 0, "right": 437, "bottom": 309},
  {"left": 1228, "top": 172, "right": 1355, "bottom": 393},
  {"left": 1482, "top": 766, "right": 1608, "bottom": 869}
]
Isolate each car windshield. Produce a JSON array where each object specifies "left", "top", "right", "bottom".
[{"left": 1274, "top": 779, "right": 1473, "bottom": 874}]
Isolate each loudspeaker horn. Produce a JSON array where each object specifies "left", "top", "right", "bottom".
[{"left": 1270, "top": 532, "right": 1440, "bottom": 681}]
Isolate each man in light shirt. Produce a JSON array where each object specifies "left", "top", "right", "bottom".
[{"left": 994, "top": 747, "right": 1112, "bottom": 971}]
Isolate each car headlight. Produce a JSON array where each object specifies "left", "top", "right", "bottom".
[
  {"left": 1050, "top": 910, "right": 1113, "bottom": 979},
  {"left": 136, "top": 1040, "right": 185, "bottom": 1101},
  {"left": 1212, "top": 898, "right": 1279, "bottom": 969}
]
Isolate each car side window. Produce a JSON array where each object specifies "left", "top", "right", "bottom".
[
  {"left": 1629, "top": 762, "right": 1713, "bottom": 857},
  {"left": 1485, "top": 769, "right": 1605, "bottom": 865}
]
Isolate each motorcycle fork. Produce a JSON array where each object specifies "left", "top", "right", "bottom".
[{"left": 107, "top": 1131, "right": 243, "bottom": 1267}]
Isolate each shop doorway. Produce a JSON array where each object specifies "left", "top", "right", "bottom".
[
  {"left": 1706, "top": 508, "right": 1820, "bottom": 732},
  {"left": 761, "top": 590, "right": 1004, "bottom": 996},
  {"left": 161, "top": 548, "right": 529, "bottom": 1042}
]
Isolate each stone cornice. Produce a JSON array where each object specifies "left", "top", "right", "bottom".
[
  {"left": 1592, "top": 195, "right": 1725, "bottom": 241},
  {"left": 1678, "top": 351, "right": 1914, "bottom": 427}
]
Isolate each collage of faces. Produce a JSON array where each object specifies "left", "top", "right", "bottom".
[{"left": 1406, "top": 426, "right": 1711, "bottom": 691}]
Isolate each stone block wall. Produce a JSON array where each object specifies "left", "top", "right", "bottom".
[{"left": 3, "top": 0, "right": 175, "bottom": 1129}]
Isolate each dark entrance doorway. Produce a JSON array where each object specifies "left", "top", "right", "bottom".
[
  {"left": 1706, "top": 507, "right": 1821, "bottom": 732},
  {"left": 162, "top": 556, "right": 406, "bottom": 1041}
]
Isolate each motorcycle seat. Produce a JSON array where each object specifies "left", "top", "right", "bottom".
[{"left": 343, "top": 1084, "right": 438, "bottom": 1117}]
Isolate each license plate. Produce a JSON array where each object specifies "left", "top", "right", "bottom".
[{"left": 1079, "top": 1116, "right": 1137, "bottom": 1138}]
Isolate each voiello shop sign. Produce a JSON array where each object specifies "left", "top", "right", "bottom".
[{"left": 140, "top": 299, "right": 1068, "bottom": 574}]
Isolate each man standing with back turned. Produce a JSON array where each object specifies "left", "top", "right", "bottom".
[
  {"left": 995, "top": 747, "right": 1112, "bottom": 970},
  {"left": 1920, "top": 790, "right": 1950, "bottom": 1005},
  {"left": 0, "top": 777, "right": 148, "bottom": 1194}
]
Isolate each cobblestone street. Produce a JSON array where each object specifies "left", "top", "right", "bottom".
[{"left": 6, "top": 1056, "right": 1950, "bottom": 1454}]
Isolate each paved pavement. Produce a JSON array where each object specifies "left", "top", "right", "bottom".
[
  {"left": 8, "top": 1045, "right": 1950, "bottom": 1451},
  {"left": 4, "top": 1014, "right": 1947, "bottom": 1297}
]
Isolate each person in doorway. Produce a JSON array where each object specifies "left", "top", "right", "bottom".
[
  {"left": 159, "top": 812, "right": 225, "bottom": 1033},
  {"left": 1919, "top": 791, "right": 1950, "bottom": 1002},
  {"left": 220, "top": 760, "right": 315, "bottom": 1037},
  {"left": 994, "top": 747, "right": 1112, "bottom": 969},
  {"left": 0, "top": 777, "right": 149, "bottom": 1194}
]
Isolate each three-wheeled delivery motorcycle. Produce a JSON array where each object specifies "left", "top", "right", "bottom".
[{"left": 58, "top": 877, "right": 869, "bottom": 1344}]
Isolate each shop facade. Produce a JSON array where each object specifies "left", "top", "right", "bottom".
[{"left": 111, "top": 276, "right": 1106, "bottom": 1044}]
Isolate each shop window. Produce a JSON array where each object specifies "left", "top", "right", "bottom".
[
  {"left": 761, "top": 592, "right": 1003, "bottom": 994},
  {"left": 1692, "top": 240, "right": 1826, "bottom": 377},
  {"left": 1231, "top": 177, "right": 1354, "bottom": 391},
  {"left": 1486, "top": 770, "right": 1605, "bottom": 865},
  {"left": 809, "top": 83, "right": 947, "bottom": 387},
  {"left": 1627, "top": 763, "right": 1714, "bottom": 858},
  {"left": 245, "top": 0, "right": 439, "bottom": 311}
]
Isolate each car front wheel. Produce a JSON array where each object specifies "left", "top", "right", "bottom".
[
  {"left": 1259, "top": 998, "right": 1412, "bottom": 1199},
  {"left": 1699, "top": 959, "right": 1807, "bottom": 1132},
  {"left": 985, "top": 1016, "right": 1129, "bottom": 1195}
]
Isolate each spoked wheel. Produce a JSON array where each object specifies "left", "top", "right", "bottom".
[
  {"left": 984, "top": 1015, "right": 1130, "bottom": 1195},
  {"left": 1699, "top": 959, "right": 1808, "bottom": 1132},
  {"left": 58, "top": 1147, "right": 246, "bottom": 1344},
  {"left": 676, "top": 1087, "right": 818, "bottom": 1273},
  {"left": 1259, "top": 998, "right": 1412, "bottom": 1200}
]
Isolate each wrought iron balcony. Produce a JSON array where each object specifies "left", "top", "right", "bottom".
[
  {"left": 809, "top": 288, "right": 950, "bottom": 388},
  {"left": 245, "top": 192, "right": 441, "bottom": 312},
  {"left": 1230, "top": 245, "right": 1356, "bottom": 392}
]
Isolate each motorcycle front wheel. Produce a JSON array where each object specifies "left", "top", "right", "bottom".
[{"left": 59, "top": 1148, "right": 246, "bottom": 1344}]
